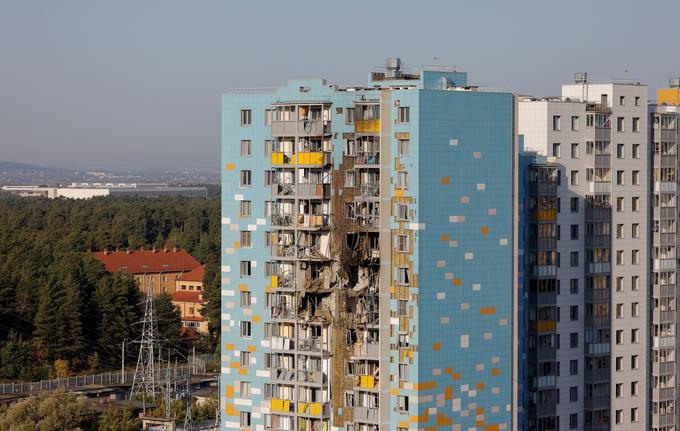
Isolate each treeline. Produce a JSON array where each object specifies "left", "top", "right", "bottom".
[{"left": 0, "top": 194, "right": 221, "bottom": 382}]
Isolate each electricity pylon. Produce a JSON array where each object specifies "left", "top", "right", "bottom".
[{"left": 130, "top": 285, "right": 160, "bottom": 398}]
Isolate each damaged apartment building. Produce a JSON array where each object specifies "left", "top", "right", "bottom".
[{"left": 221, "top": 58, "right": 518, "bottom": 431}]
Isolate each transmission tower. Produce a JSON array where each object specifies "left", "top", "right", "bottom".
[
  {"left": 184, "top": 376, "right": 194, "bottom": 431},
  {"left": 130, "top": 285, "right": 160, "bottom": 398}
]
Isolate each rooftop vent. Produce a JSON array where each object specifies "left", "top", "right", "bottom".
[{"left": 385, "top": 57, "right": 402, "bottom": 78}]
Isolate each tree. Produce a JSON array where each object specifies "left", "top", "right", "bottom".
[
  {"left": 0, "top": 331, "right": 47, "bottom": 381},
  {"left": 98, "top": 408, "right": 142, "bottom": 431},
  {"left": 202, "top": 262, "right": 221, "bottom": 350},
  {"left": 0, "top": 391, "right": 98, "bottom": 431},
  {"left": 155, "top": 293, "right": 187, "bottom": 356}
]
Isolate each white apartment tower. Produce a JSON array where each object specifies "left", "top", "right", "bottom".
[{"left": 519, "top": 75, "right": 650, "bottom": 430}]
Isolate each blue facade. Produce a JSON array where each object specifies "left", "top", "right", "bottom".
[{"left": 222, "top": 67, "right": 517, "bottom": 431}]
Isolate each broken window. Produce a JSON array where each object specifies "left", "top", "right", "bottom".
[{"left": 396, "top": 267, "right": 410, "bottom": 285}]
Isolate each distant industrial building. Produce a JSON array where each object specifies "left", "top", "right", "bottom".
[{"left": 1, "top": 183, "right": 207, "bottom": 199}]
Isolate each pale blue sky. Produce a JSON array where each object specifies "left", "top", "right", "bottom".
[{"left": 1, "top": 0, "right": 679, "bottom": 170}]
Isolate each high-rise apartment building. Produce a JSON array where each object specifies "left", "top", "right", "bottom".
[
  {"left": 221, "top": 58, "right": 519, "bottom": 431},
  {"left": 518, "top": 76, "right": 651, "bottom": 431}
]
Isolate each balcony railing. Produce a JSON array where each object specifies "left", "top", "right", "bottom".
[
  {"left": 272, "top": 213, "right": 295, "bottom": 227},
  {"left": 271, "top": 306, "right": 297, "bottom": 320},
  {"left": 355, "top": 152, "right": 380, "bottom": 165},
  {"left": 298, "top": 337, "right": 330, "bottom": 354}
]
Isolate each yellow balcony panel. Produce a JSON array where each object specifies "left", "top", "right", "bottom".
[
  {"left": 271, "top": 275, "right": 278, "bottom": 288},
  {"left": 271, "top": 398, "right": 292, "bottom": 412},
  {"left": 534, "top": 320, "right": 557, "bottom": 333},
  {"left": 296, "top": 151, "right": 325, "bottom": 166},
  {"left": 309, "top": 402, "right": 322, "bottom": 415},
  {"left": 271, "top": 152, "right": 295, "bottom": 166},
  {"left": 531, "top": 210, "right": 556, "bottom": 221},
  {"left": 360, "top": 375, "right": 376, "bottom": 389},
  {"left": 355, "top": 119, "right": 381, "bottom": 133}
]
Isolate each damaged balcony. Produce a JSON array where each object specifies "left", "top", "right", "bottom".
[{"left": 271, "top": 103, "right": 332, "bottom": 136}]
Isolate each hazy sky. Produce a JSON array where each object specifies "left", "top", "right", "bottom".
[{"left": 1, "top": 0, "right": 679, "bottom": 170}]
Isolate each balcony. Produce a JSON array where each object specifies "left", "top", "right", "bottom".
[
  {"left": 352, "top": 341, "right": 379, "bottom": 359},
  {"left": 532, "top": 265, "right": 556, "bottom": 277},
  {"left": 355, "top": 120, "right": 380, "bottom": 133},
  {"left": 271, "top": 151, "right": 330, "bottom": 167},
  {"left": 296, "top": 183, "right": 330, "bottom": 198},
  {"left": 585, "top": 235, "right": 610, "bottom": 248},
  {"left": 357, "top": 182, "right": 380, "bottom": 199},
  {"left": 270, "top": 398, "right": 295, "bottom": 414},
  {"left": 652, "top": 387, "right": 676, "bottom": 402},
  {"left": 355, "top": 152, "right": 380, "bottom": 166},
  {"left": 531, "top": 320, "right": 557, "bottom": 333},
  {"left": 298, "top": 337, "right": 330, "bottom": 354},
  {"left": 531, "top": 210, "right": 556, "bottom": 221},
  {"left": 653, "top": 309, "right": 676, "bottom": 324},
  {"left": 272, "top": 182, "right": 296, "bottom": 196},
  {"left": 653, "top": 232, "right": 676, "bottom": 245},
  {"left": 586, "top": 262, "right": 611, "bottom": 274},
  {"left": 656, "top": 181, "right": 677, "bottom": 193},
  {"left": 271, "top": 119, "right": 330, "bottom": 136},
  {"left": 271, "top": 245, "right": 297, "bottom": 260},
  {"left": 297, "top": 214, "right": 330, "bottom": 229},
  {"left": 296, "top": 401, "right": 331, "bottom": 418},
  {"left": 589, "top": 182, "right": 611, "bottom": 194},
  {"left": 654, "top": 258, "right": 676, "bottom": 271},
  {"left": 654, "top": 336, "right": 676, "bottom": 348},
  {"left": 353, "top": 406, "right": 380, "bottom": 423},
  {"left": 653, "top": 284, "right": 676, "bottom": 298},
  {"left": 654, "top": 207, "right": 676, "bottom": 219},
  {"left": 271, "top": 273, "right": 296, "bottom": 290},
  {"left": 355, "top": 375, "right": 379, "bottom": 390},
  {"left": 271, "top": 213, "right": 296, "bottom": 227},
  {"left": 271, "top": 305, "right": 297, "bottom": 320},
  {"left": 270, "top": 336, "right": 295, "bottom": 351}
]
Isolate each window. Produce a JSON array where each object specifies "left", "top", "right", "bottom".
[
  {"left": 569, "top": 332, "right": 578, "bottom": 348},
  {"left": 264, "top": 170, "right": 273, "bottom": 186},
  {"left": 265, "top": 139, "right": 273, "bottom": 156},
  {"left": 398, "top": 107, "right": 410, "bottom": 123},
  {"left": 240, "top": 381, "right": 251, "bottom": 397},
  {"left": 569, "top": 386, "right": 578, "bottom": 402},
  {"left": 552, "top": 143, "right": 561, "bottom": 158},
  {"left": 616, "top": 303, "right": 624, "bottom": 318},
  {"left": 615, "top": 409, "right": 623, "bottom": 425},
  {"left": 240, "top": 321, "right": 252, "bottom": 338},
  {"left": 617, "top": 143, "right": 625, "bottom": 158},
  {"left": 240, "top": 140, "right": 252, "bottom": 156},
  {"left": 240, "top": 231, "right": 252, "bottom": 248},
  {"left": 569, "top": 414, "right": 578, "bottom": 429},
  {"left": 240, "top": 351, "right": 251, "bottom": 367},
  {"left": 553, "top": 115, "right": 561, "bottom": 131},
  {"left": 570, "top": 305, "right": 578, "bottom": 321},
  {"left": 397, "top": 203, "right": 409, "bottom": 221},
  {"left": 631, "top": 250, "right": 639, "bottom": 265},
  {"left": 571, "top": 143, "right": 579, "bottom": 158},
  {"left": 240, "top": 291, "right": 251, "bottom": 307},
  {"left": 617, "top": 197, "right": 624, "bottom": 212},
  {"left": 557, "top": 224, "right": 561, "bottom": 240},
  {"left": 345, "top": 171, "right": 355, "bottom": 187},
  {"left": 398, "top": 300, "right": 408, "bottom": 316},
  {"left": 617, "top": 249, "right": 624, "bottom": 264},
  {"left": 240, "top": 109, "right": 252, "bottom": 126},
  {"left": 635, "top": 96, "right": 641, "bottom": 106},
  {"left": 240, "top": 261, "right": 252, "bottom": 277},
  {"left": 615, "top": 383, "right": 623, "bottom": 398},
  {"left": 631, "top": 275, "right": 639, "bottom": 291},
  {"left": 396, "top": 267, "right": 410, "bottom": 285},
  {"left": 570, "top": 251, "right": 578, "bottom": 267},
  {"left": 570, "top": 360, "right": 578, "bottom": 375},
  {"left": 631, "top": 329, "right": 639, "bottom": 343},
  {"left": 570, "top": 224, "right": 579, "bottom": 240},
  {"left": 631, "top": 381, "right": 639, "bottom": 396},
  {"left": 633, "top": 117, "right": 640, "bottom": 133},
  {"left": 632, "top": 170, "right": 639, "bottom": 185},
  {"left": 586, "top": 168, "right": 593, "bottom": 182},
  {"left": 631, "top": 355, "right": 639, "bottom": 370},
  {"left": 616, "top": 224, "right": 624, "bottom": 239},
  {"left": 240, "top": 200, "right": 251, "bottom": 217},
  {"left": 240, "top": 170, "right": 252, "bottom": 187},
  {"left": 397, "top": 171, "right": 409, "bottom": 189},
  {"left": 570, "top": 279, "right": 578, "bottom": 294},
  {"left": 345, "top": 391, "right": 355, "bottom": 407},
  {"left": 570, "top": 197, "right": 579, "bottom": 213},
  {"left": 570, "top": 170, "right": 579, "bottom": 186},
  {"left": 399, "top": 363, "right": 409, "bottom": 381},
  {"left": 571, "top": 116, "right": 579, "bottom": 131},
  {"left": 616, "top": 277, "right": 623, "bottom": 292},
  {"left": 632, "top": 196, "right": 640, "bottom": 212},
  {"left": 632, "top": 143, "right": 640, "bottom": 158},
  {"left": 240, "top": 411, "right": 251, "bottom": 427},
  {"left": 396, "top": 235, "right": 409, "bottom": 252},
  {"left": 631, "top": 407, "right": 638, "bottom": 423},
  {"left": 631, "top": 302, "right": 639, "bottom": 317},
  {"left": 616, "top": 356, "right": 623, "bottom": 371},
  {"left": 397, "top": 138, "right": 409, "bottom": 156},
  {"left": 616, "top": 330, "right": 623, "bottom": 344},
  {"left": 397, "top": 396, "right": 409, "bottom": 412},
  {"left": 264, "top": 108, "right": 272, "bottom": 126},
  {"left": 617, "top": 117, "right": 625, "bottom": 132},
  {"left": 346, "top": 107, "right": 355, "bottom": 124},
  {"left": 616, "top": 170, "right": 624, "bottom": 185}
]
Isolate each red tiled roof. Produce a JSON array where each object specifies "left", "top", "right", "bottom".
[
  {"left": 172, "top": 290, "right": 204, "bottom": 304},
  {"left": 182, "top": 315, "right": 205, "bottom": 322},
  {"left": 92, "top": 249, "right": 201, "bottom": 274},
  {"left": 177, "top": 265, "right": 205, "bottom": 283}
]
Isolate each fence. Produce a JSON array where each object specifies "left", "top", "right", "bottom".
[{"left": 0, "top": 352, "right": 219, "bottom": 395}]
